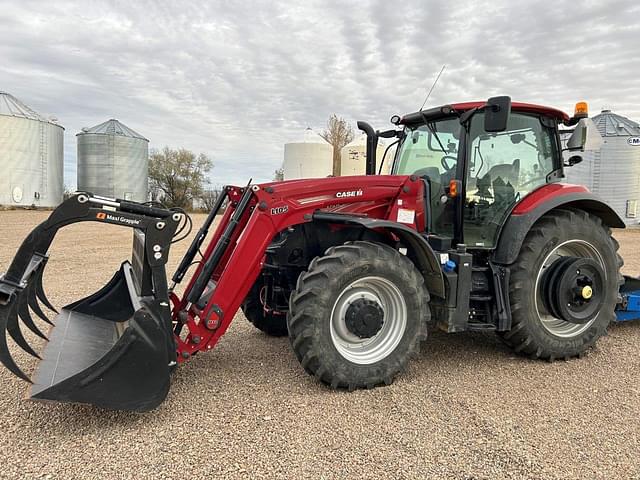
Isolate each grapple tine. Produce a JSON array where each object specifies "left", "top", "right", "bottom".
[
  {"left": 17, "top": 290, "right": 48, "bottom": 340},
  {"left": 34, "top": 263, "right": 57, "bottom": 314},
  {"left": 26, "top": 281, "right": 54, "bottom": 327},
  {"left": 0, "top": 301, "right": 33, "bottom": 383},
  {"left": 6, "top": 300, "right": 40, "bottom": 358}
]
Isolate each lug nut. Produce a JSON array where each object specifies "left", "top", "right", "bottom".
[
  {"left": 192, "top": 335, "right": 201, "bottom": 344},
  {"left": 156, "top": 221, "right": 166, "bottom": 230},
  {"left": 153, "top": 244, "right": 161, "bottom": 252},
  {"left": 181, "top": 351, "right": 190, "bottom": 359}
]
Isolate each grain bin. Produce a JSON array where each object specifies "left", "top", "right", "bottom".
[
  {"left": 0, "top": 92, "right": 64, "bottom": 207},
  {"left": 283, "top": 128, "right": 333, "bottom": 180},
  {"left": 564, "top": 110, "right": 640, "bottom": 224},
  {"left": 77, "top": 119, "right": 149, "bottom": 202},
  {"left": 340, "top": 134, "right": 393, "bottom": 176}
]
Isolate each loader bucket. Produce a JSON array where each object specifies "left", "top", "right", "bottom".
[
  {"left": 0, "top": 193, "right": 180, "bottom": 411},
  {"left": 28, "top": 263, "right": 172, "bottom": 411}
]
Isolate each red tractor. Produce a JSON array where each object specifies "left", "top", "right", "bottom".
[{"left": 0, "top": 96, "right": 632, "bottom": 411}]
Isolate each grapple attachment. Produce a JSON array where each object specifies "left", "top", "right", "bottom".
[{"left": 0, "top": 193, "right": 181, "bottom": 411}]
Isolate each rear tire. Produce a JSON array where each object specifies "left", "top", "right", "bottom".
[
  {"left": 241, "top": 277, "right": 288, "bottom": 337},
  {"left": 288, "top": 241, "right": 429, "bottom": 390},
  {"left": 499, "top": 209, "right": 623, "bottom": 360}
]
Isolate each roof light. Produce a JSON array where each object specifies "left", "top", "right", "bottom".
[{"left": 574, "top": 102, "right": 589, "bottom": 118}]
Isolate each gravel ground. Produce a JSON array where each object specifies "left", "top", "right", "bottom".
[{"left": 0, "top": 210, "right": 639, "bottom": 479}]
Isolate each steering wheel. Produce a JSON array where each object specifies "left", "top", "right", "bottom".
[{"left": 441, "top": 155, "right": 457, "bottom": 171}]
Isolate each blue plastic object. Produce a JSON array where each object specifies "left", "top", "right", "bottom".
[
  {"left": 443, "top": 260, "right": 456, "bottom": 273},
  {"left": 616, "top": 289, "right": 640, "bottom": 322}
]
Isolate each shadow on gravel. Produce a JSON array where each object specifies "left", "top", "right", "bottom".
[
  {"left": 607, "top": 321, "right": 640, "bottom": 334},
  {"left": 21, "top": 321, "right": 639, "bottom": 427}
]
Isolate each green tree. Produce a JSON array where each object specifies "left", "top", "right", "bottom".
[
  {"left": 148, "top": 147, "right": 213, "bottom": 209},
  {"left": 320, "top": 114, "right": 354, "bottom": 176},
  {"left": 273, "top": 165, "right": 284, "bottom": 181}
]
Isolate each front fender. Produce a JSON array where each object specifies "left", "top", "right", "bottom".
[
  {"left": 312, "top": 212, "right": 445, "bottom": 298},
  {"left": 493, "top": 183, "right": 625, "bottom": 265}
]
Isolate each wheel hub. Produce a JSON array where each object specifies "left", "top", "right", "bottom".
[
  {"left": 345, "top": 299, "right": 384, "bottom": 338},
  {"left": 541, "top": 256, "right": 604, "bottom": 324}
]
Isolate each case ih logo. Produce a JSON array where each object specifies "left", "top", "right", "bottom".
[
  {"left": 335, "top": 189, "right": 363, "bottom": 198},
  {"left": 96, "top": 212, "right": 141, "bottom": 226},
  {"left": 628, "top": 137, "right": 640, "bottom": 146}
]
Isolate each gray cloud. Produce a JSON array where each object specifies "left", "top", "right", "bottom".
[{"left": 1, "top": 0, "right": 638, "bottom": 187}]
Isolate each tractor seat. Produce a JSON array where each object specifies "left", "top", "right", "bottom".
[{"left": 473, "top": 159, "right": 520, "bottom": 198}]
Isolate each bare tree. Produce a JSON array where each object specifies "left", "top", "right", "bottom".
[
  {"left": 199, "top": 187, "right": 223, "bottom": 212},
  {"left": 320, "top": 114, "right": 354, "bottom": 176},
  {"left": 273, "top": 166, "right": 284, "bottom": 181},
  {"left": 148, "top": 147, "right": 213, "bottom": 209}
]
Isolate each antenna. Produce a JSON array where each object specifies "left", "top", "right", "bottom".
[{"left": 420, "top": 64, "right": 446, "bottom": 111}]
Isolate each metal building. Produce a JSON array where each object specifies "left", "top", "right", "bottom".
[
  {"left": 77, "top": 119, "right": 149, "bottom": 202},
  {"left": 0, "top": 92, "right": 64, "bottom": 207},
  {"left": 564, "top": 110, "right": 640, "bottom": 224},
  {"left": 340, "top": 134, "right": 393, "bottom": 176},
  {"left": 283, "top": 128, "right": 333, "bottom": 180}
]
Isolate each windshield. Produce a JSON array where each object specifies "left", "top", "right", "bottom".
[{"left": 393, "top": 117, "right": 461, "bottom": 176}]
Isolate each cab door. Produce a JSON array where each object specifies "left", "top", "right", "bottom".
[{"left": 463, "top": 112, "right": 559, "bottom": 248}]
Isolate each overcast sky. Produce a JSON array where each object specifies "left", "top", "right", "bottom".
[{"left": 1, "top": 0, "right": 638, "bottom": 188}]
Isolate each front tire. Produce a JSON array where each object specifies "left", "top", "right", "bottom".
[
  {"left": 241, "top": 277, "right": 288, "bottom": 336},
  {"left": 499, "top": 209, "right": 623, "bottom": 360},
  {"left": 288, "top": 241, "right": 429, "bottom": 390}
]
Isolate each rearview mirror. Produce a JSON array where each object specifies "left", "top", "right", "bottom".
[
  {"left": 565, "top": 155, "right": 583, "bottom": 167},
  {"left": 566, "top": 118, "right": 602, "bottom": 151},
  {"left": 484, "top": 96, "right": 511, "bottom": 132}
]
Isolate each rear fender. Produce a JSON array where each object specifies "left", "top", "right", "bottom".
[
  {"left": 493, "top": 184, "right": 624, "bottom": 265},
  {"left": 312, "top": 212, "right": 445, "bottom": 298}
]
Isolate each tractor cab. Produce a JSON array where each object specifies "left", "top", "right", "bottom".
[{"left": 391, "top": 98, "right": 591, "bottom": 250}]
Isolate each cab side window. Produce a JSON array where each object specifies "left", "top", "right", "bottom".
[{"left": 464, "top": 113, "right": 557, "bottom": 247}]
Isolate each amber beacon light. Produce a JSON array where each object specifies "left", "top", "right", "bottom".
[{"left": 574, "top": 101, "right": 589, "bottom": 118}]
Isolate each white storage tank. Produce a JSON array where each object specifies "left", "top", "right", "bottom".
[
  {"left": 0, "top": 92, "right": 64, "bottom": 207},
  {"left": 283, "top": 128, "right": 333, "bottom": 180},
  {"left": 77, "top": 119, "right": 149, "bottom": 202},
  {"left": 564, "top": 110, "right": 640, "bottom": 224},
  {"left": 340, "top": 134, "right": 393, "bottom": 176}
]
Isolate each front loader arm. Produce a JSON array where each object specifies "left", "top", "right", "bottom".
[{"left": 173, "top": 175, "right": 425, "bottom": 360}]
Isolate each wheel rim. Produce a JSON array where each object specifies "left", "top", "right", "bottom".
[
  {"left": 534, "top": 239, "right": 606, "bottom": 338},
  {"left": 330, "top": 276, "right": 407, "bottom": 364}
]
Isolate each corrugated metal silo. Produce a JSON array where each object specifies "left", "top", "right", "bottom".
[
  {"left": 564, "top": 110, "right": 640, "bottom": 224},
  {"left": 0, "top": 92, "right": 64, "bottom": 207},
  {"left": 76, "top": 119, "right": 149, "bottom": 202},
  {"left": 340, "top": 134, "right": 393, "bottom": 176},
  {"left": 283, "top": 128, "right": 333, "bottom": 180}
]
